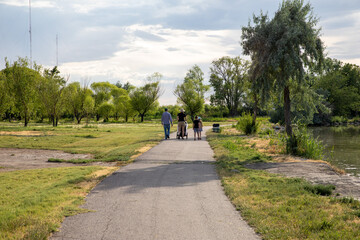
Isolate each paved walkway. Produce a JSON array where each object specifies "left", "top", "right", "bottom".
[{"left": 52, "top": 127, "right": 259, "bottom": 240}]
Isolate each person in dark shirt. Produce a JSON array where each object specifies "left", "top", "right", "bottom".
[
  {"left": 177, "top": 109, "right": 187, "bottom": 139},
  {"left": 193, "top": 116, "right": 201, "bottom": 141}
]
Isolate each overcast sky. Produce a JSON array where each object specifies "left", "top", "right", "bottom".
[{"left": 1, "top": 0, "right": 360, "bottom": 105}]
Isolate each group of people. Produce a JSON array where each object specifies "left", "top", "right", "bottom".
[{"left": 161, "top": 108, "right": 203, "bottom": 140}]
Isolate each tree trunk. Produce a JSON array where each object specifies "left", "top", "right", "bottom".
[
  {"left": 252, "top": 93, "right": 258, "bottom": 125},
  {"left": 55, "top": 117, "right": 59, "bottom": 127},
  {"left": 284, "top": 86, "right": 292, "bottom": 136},
  {"left": 24, "top": 113, "right": 28, "bottom": 127},
  {"left": 52, "top": 116, "right": 56, "bottom": 127},
  {"left": 140, "top": 114, "right": 144, "bottom": 122},
  {"left": 125, "top": 115, "right": 128, "bottom": 122}
]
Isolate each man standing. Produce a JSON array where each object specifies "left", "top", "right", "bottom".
[{"left": 161, "top": 108, "right": 173, "bottom": 139}]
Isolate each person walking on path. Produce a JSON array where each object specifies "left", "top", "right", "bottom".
[
  {"left": 161, "top": 108, "right": 173, "bottom": 139},
  {"left": 198, "top": 116, "right": 203, "bottom": 140},
  {"left": 177, "top": 109, "right": 187, "bottom": 139},
  {"left": 193, "top": 116, "right": 201, "bottom": 140}
]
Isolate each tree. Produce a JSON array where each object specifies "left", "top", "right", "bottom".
[
  {"left": 37, "top": 66, "right": 67, "bottom": 126},
  {"left": 111, "top": 87, "right": 129, "bottom": 121},
  {"left": 316, "top": 59, "right": 360, "bottom": 117},
  {"left": 130, "top": 73, "right": 162, "bottom": 122},
  {"left": 83, "top": 95, "right": 95, "bottom": 124},
  {"left": 209, "top": 57, "right": 250, "bottom": 116},
  {"left": 65, "top": 82, "right": 93, "bottom": 124},
  {"left": 242, "top": 0, "right": 325, "bottom": 135},
  {"left": 91, "top": 82, "right": 117, "bottom": 121},
  {"left": 98, "top": 102, "right": 114, "bottom": 122},
  {"left": 3, "top": 57, "right": 41, "bottom": 127},
  {"left": 0, "top": 71, "right": 12, "bottom": 119},
  {"left": 115, "top": 81, "right": 135, "bottom": 91},
  {"left": 174, "top": 65, "right": 209, "bottom": 120}
]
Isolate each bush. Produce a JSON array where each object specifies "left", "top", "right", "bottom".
[
  {"left": 304, "top": 184, "right": 335, "bottom": 196},
  {"left": 331, "top": 116, "right": 348, "bottom": 123},
  {"left": 236, "top": 113, "right": 261, "bottom": 135},
  {"left": 281, "top": 125, "right": 324, "bottom": 159}
]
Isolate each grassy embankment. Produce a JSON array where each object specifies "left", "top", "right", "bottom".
[
  {"left": 0, "top": 122, "right": 164, "bottom": 239},
  {"left": 207, "top": 127, "right": 360, "bottom": 239}
]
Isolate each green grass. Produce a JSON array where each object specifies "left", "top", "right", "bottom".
[
  {"left": 0, "top": 122, "right": 164, "bottom": 163},
  {"left": 207, "top": 129, "right": 360, "bottom": 240},
  {"left": 0, "top": 166, "right": 112, "bottom": 239}
]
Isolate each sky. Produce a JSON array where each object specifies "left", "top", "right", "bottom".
[{"left": 1, "top": 0, "right": 360, "bottom": 105}]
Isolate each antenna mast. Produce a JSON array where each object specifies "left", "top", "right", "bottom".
[
  {"left": 56, "top": 34, "right": 58, "bottom": 66},
  {"left": 29, "top": 0, "right": 32, "bottom": 68}
]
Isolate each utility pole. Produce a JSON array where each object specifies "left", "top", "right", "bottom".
[{"left": 29, "top": 0, "right": 32, "bottom": 68}]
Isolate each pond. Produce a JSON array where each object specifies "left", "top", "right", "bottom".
[{"left": 310, "top": 126, "right": 360, "bottom": 176}]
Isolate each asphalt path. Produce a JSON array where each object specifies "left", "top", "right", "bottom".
[{"left": 52, "top": 126, "right": 259, "bottom": 240}]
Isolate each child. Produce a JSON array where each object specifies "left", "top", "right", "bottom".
[
  {"left": 198, "top": 116, "right": 203, "bottom": 140},
  {"left": 193, "top": 116, "right": 201, "bottom": 141}
]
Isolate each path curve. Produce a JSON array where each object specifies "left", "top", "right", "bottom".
[{"left": 52, "top": 126, "right": 259, "bottom": 240}]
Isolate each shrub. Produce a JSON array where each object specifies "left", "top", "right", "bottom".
[
  {"left": 331, "top": 116, "right": 348, "bottom": 123},
  {"left": 281, "top": 125, "right": 324, "bottom": 159},
  {"left": 304, "top": 184, "right": 335, "bottom": 196},
  {"left": 236, "top": 113, "right": 261, "bottom": 135}
]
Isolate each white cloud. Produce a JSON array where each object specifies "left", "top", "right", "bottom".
[
  {"left": 58, "top": 24, "right": 241, "bottom": 104},
  {"left": 0, "top": 0, "right": 55, "bottom": 8},
  {"left": 320, "top": 10, "right": 360, "bottom": 64}
]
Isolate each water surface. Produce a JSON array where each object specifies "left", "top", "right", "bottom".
[{"left": 310, "top": 126, "right": 360, "bottom": 176}]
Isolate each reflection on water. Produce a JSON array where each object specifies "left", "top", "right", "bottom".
[{"left": 310, "top": 126, "right": 360, "bottom": 176}]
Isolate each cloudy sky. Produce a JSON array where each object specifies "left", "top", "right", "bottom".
[{"left": 1, "top": 0, "right": 360, "bottom": 105}]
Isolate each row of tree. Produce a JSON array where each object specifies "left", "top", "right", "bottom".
[{"left": 0, "top": 58, "right": 162, "bottom": 126}]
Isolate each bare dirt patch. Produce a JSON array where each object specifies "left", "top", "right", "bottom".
[
  {"left": 130, "top": 145, "right": 153, "bottom": 160},
  {"left": 0, "top": 131, "right": 55, "bottom": 136},
  {"left": 0, "top": 148, "right": 99, "bottom": 172}
]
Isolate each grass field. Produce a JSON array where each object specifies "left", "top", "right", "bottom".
[
  {"left": 0, "top": 122, "right": 166, "bottom": 239},
  {"left": 0, "top": 122, "right": 165, "bottom": 163},
  {"left": 207, "top": 128, "right": 360, "bottom": 239},
  {"left": 0, "top": 166, "right": 116, "bottom": 239}
]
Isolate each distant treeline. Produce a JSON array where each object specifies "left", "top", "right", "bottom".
[{"left": 0, "top": 55, "right": 359, "bottom": 127}]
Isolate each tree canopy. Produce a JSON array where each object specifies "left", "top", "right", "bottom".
[{"left": 242, "top": 0, "right": 325, "bottom": 135}]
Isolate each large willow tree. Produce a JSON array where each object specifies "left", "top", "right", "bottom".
[{"left": 242, "top": 0, "right": 324, "bottom": 136}]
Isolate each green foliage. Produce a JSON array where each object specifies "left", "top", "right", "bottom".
[
  {"left": 37, "top": 66, "right": 67, "bottom": 127},
  {"left": 174, "top": 65, "right": 209, "bottom": 120},
  {"left": 242, "top": 0, "right": 325, "bottom": 135},
  {"left": 316, "top": 60, "right": 360, "bottom": 118},
  {"left": 281, "top": 125, "right": 324, "bottom": 159},
  {"left": 130, "top": 73, "right": 162, "bottom": 122},
  {"left": 331, "top": 116, "right": 348, "bottom": 123},
  {"left": 236, "top": 113, "right": 260, "bottom": 135},
  {"left": 304, "top": 184, "right": 335, "bottom": 196},
  {"left": 98, "top": 102, "right": 114, "bottom": 122},
  {"left": 64, "top": 82, "right": 93, "bottom": 124},
  {"left": 209, "top": 57, "right": 250, "bottom": 116},
  {"left": 2, "top": 57, "right": 42, "bottom": 126}
]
